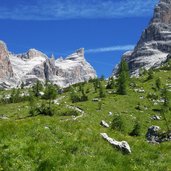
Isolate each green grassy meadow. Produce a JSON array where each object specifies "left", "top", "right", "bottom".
[{"left": 0, "top": 67, "right": 171, "bottom": 171}]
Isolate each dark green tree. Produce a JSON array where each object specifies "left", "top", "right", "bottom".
[
  {"left": 93, "top": 78, "right": 100, "bottom": 93},
  {"left": 10, "top": 88, "right": 21, "bottom": 103},
  {"left": 70, "top": 87, "right": 80, "bottom": 103},
  {"left": 117, "top": 59, "right": 129, "bottom": 95},
  {"left": 161, "top": 88, "right": 171, "bottom": 132},
  {"left": 29, "top": 91, "right": 38, "bottom": 116},
  {"left": 156, "top": 78, "right": 162, "bottom": 90},
  {"left": 32, "top": 80, "right": 43, "bottom": 97},
  {"left": 147, "top": 69, "right": 154, "bottom": 80},
  {"left": 80, "top": 87, "right": 88, "bottom": 101},
  {"left": 106, "top": 77, "right": 115, "bottom": 89},
  {"left": 44, "top": 83, "right": 57, "bottom": 108},
  {"left": 99, "top": 82, "right": 106, "bottom": 98}
]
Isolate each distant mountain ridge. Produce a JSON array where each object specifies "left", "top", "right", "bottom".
[
  {"left": 113, "top": 0, "right": 171, "bottom": 76},
  {"left": 0, "top": 41, "right": 96, "bottom": 89}
]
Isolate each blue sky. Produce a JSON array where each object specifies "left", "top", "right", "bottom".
[{"left": 0, "top": 0, "right": 158, "bottom": 77}]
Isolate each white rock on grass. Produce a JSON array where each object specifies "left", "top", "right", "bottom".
[
  {"left": 108, "top": 112, "right": 113, "bottom": 116},
  {"left": 100, "top": 133, "right": 131, "bottom": 154},
  {"left": 100, "top": 120, "right": 109, "bottom": 128},
  {"left": 146, "top": 125, "right": 160, "bottom": 143},
  {"left": 151, "top": 115, "right": 161, "bottom": 120},
  {"left": 0, "top": 115, "right": 9, "bottom": 120}
]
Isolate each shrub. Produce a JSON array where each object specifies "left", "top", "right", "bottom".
[
  {"left": 147, "top": 69, "right": 154, "bottom": 80},
  {"left": 129, "top": 121, "right": 141, "bottom": 136},
  {"left": 111, "top": 114, "right": 125, "bottom": 132},
  {"left": 59, "top": 109, "right": 79, "bottom": 116},
  {"left": 37, "top": 104, "right": 55, "bottom": 116}
]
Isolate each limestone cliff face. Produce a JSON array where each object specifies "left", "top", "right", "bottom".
[
  {"left": 0, "top": 41, "right": 96, "bottom": 88},
  {"left": 0, "top": 41, "right": 13, "bottom": 80},
  {"left": 53, "top": 48, "right": 96, "bottom": 87},
  {"left": 114, "top": 0, "right": 171, "bottom": 76}
]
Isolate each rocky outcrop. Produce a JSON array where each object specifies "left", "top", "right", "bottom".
[
  {"left": 53, "top": 48, "right": 96, "bottom": 87},
  {"left": 0, "top": 41, "right": 13, "bottom": 80},
  {"left": 114, "top": 0, "right": 171, "bottom": 76},
  {"left": 146, "top": 125, "right": 160, "bottom": 143},
  {"left": 0, "top": 41, "right": 96, "bottom": 88},
  {"left": 0, "top": 41, "right": 16, "bottom": 89}
]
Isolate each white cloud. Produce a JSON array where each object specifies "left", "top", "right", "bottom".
[
  {"left": 85, "top": 45, "right": 135, "bottom": 53},
  {"left": 0, "top": 0, "right": 158, "bottom": 20}
]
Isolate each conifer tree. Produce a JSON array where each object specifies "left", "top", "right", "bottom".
[
  {"left": 161, "top": 88, "right": 171, "bottom": 132},
  {"left": 156, "top": 78, "right": 162, "bottom": 90},
  {"left": 106, "top": 77, "right": 115, "bottom": 89},
  {"left": 32, "top": 80, "right": 43, "bottom": 97},
  {"left": 117, "top": 59, "right": 129, "bottom": 95},
  {"left": 99, "top": 82, "right": 106, "bottom": 98}
]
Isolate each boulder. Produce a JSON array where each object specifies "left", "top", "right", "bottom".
[
  {"left": 108, "top": 112, "right": 113, "bottom": 116},
  {"left": 151, "top": 115, "right": 161, "bottom": 120},
  {"left": 101, "top": 133, "right": 131, "bottom": 154},
  {"left": 100, "top": 120, "right": 109, "bottom": 128},
  {"left": 146, "top": 125, "right": 160, "bottom": 143}
]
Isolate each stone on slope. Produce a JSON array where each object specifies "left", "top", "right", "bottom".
[
  {"left": 100, "top": 120, "right": 109, "bottom": 128},
  {"left": 101, "top": 133, "right": 131, "bottom": 154},
  {"left": 146, "top": 125, "right": 160, "bottom": 143}
]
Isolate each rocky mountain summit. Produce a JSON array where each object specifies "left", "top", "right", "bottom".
[
  {"left": 0, "top": 41, "right": 13, "bottom": 79},
  {"left": 115, "top": 0, "right": 171, "bottom": 76},
  {"left": 0, "top": 41, "right": 96, "bottom": 89}
]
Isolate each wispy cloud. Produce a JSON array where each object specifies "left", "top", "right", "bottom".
[
  {"left": 0, "top": 0, "right": 158, "bottom": 20},
  {"left": 85, "top": 45, "right": 135, "bottom": 53}
]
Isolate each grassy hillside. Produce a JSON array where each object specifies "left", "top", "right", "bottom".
[{"left": 0, "top": 65, "right": 171, "bottom": 171}]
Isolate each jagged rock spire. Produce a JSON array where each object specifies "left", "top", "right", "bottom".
[{"left": 113, "top": 0, "right": 171, "bottom": 76}]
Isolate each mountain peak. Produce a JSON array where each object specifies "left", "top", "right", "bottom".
[
  {"left": 66, "top": 48, "right": 85, "bottom": 61},
  {"left": 0, "top": 40, "right": 13, "bottom": 80},
  {"left": 113, "top": 0, "right": 171, "bottom": 76},
  {"left": 152, "top": 0, "right": 171, "bottom": 24},
  {"left": 25, "top": 48, "right": 47, "bottom": 59},
  {"left": 0, "top": 40, "right": 8, "bottom": 56}
]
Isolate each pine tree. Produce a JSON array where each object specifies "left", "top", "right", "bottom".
[
  {"left": 106, "top": 77, "right": 115, "bottom": 89},
  {"left": 81, "top": 87, "right": 88, "bottom": 101},
  {"left": 156, "top": 78, "right": 162, "bottom": 90},
  {"left": 32, "top": 80, "right": 43, "bottom": 97},
  {"left": 117, "top": 59, "right": 129, "bottom": 95},
  {"left": 147, "top": 69, "right": 154, "bottom": 80},
  {"left": 93, "top": 78, "right": 100, "bottom": 93},
  {"left": 161, "top": 88, "right": 171, "bottom": 132},
  {"left": 99, "top": 82, "right": 106, "bottom": 98},
  {"left": 70, "top": 87, "right": 80, "bottom": 103},
  {"left": 44, "top": 83, "right": 57, "bottom": 109},
  {"left": 29, "top": 91, "right": 38, "bottom": 116}
]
